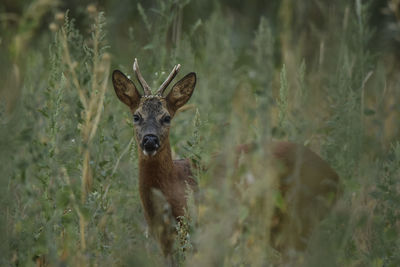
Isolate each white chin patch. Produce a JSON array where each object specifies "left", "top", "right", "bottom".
[{"left": 143, "top": 150, "right": 157, "bottom": 156}]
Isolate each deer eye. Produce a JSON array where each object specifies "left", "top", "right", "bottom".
[
  {"left": 133, "top": 114, "right": 141, "bottom": 124},
  {"left": 162, "top": 115, "right": 171, "bottom": 125}
]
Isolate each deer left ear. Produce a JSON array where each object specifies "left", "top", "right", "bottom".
[
  {"left": 166, "top": 72, "right": 196, "bottom": 113},
  {"left": 112, "top": 70, "right": 141, "bottom": 109}
]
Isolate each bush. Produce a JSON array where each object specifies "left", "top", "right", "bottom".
[{"left": 1, "top": 0, "right": 399, "bottom": 266}]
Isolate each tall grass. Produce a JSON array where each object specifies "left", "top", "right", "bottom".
[{"left": 1, "top": 0, "right": 399, "bottom": 266}]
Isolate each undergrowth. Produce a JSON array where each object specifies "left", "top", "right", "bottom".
[{"left": 0, "top": 0, "right": 399, "bottom": 266}]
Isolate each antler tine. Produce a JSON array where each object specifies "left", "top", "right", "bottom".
[
  {"left": 155, "top": 64, "right": 181, "bottom": 96},
  {"left": 133, "top": 58, "right": 152, "bottom": 96}
]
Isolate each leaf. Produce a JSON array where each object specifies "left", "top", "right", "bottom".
[
  {"left": 274, "top": 192, "right": 286, "bottom": 212},
  {"left": 99, "top": 160, "right": 109, "bottom": 167},
  {"left": 38, "top": 108, "right": 49, "bottom": 118},
  {"left": 143, "top": 43, "right": 154, "bottom": 50},
  {"left": 56, "top": 189, "right": 70, "bottom": 208},
  {"left": 364, "top": 108, "right": 376, "bottom": 116},
  {"left": 239, "top": 206, "right": 249, "bottom": 223}
]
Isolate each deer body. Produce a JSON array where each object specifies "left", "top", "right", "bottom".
[
  {"left": 269, "top": 141, "right": 339, "bottom": 250},
  {"left": 139, "top": 153, "right": 196, "bottom": 223},
  {"left": 112, "top": 59, "right": 339, "bottom": 259},
  {"left": 137, "top": 145, "right": 197, "bottom": 257}
]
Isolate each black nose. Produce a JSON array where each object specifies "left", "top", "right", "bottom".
[{"left": 142, "top": 135, "right": 159, "bottom": 151}]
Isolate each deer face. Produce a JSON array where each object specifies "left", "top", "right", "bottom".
[
  {"left": 132, "top": 97, "right": 170, "bottom": 156},
  {"left": 112, "top": 60, "right": 196, "bottom": 157}
]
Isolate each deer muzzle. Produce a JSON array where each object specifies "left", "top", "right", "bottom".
[{"left": 141, "top": 134, "right": 160, "bottom": 156}]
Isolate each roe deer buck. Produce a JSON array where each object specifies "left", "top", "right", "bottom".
[
  {"left": 112, "top": 59, "right": 197, "bottom": 260},
  {"left": 112, "top": 59, "right": 340, "bottom": 260}
]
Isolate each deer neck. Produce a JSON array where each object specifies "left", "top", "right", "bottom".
[
  {"left": 138, "top": 138, "right": 175, "bottom": 223},
  {"left": 138, "top": 138, "right": 174, "bottom": 189}
]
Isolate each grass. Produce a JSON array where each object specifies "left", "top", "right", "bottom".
[{"left": 1, "top": 0, "right": 400, "bottom": 266}]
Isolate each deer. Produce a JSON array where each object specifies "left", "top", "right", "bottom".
[
  {"left": 112, "top": 59, "right": 197, "bottom": 262},
  {"left": 111, "top": 59, "right": 340, "bottom": 262}
]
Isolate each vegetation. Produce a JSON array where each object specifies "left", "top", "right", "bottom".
[{"left": 1, "top": 0, "right": 399, "bottom": 266}]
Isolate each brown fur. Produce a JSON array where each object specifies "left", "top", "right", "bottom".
[
  {"left": 113, "top": 66, "right": 340, "bottom": 259},
  {"left": 138, "top": 142, "right": 197, "bottom": 222},
  {"left": 232, "top": 141, "right": 340, "bottom": 251},
  {"left": 269, "top": 141, "right": 340, "bottom": 251},
  {"left": 112, "top": 69, "right": 197, "bottom": 258},
  {"left": 137, "top": 141, "right": 197, "bottom": 256}
]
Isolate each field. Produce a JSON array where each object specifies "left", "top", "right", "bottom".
[{"left": 1, "top": 0, "right": 400, "bottom": 266}]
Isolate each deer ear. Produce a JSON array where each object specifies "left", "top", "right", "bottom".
[
  {"left": 166, "top": 72, "right": 196, "bottom": 113},
  {"left": 112, "top": 70, "right": 141, "bottom": 109}
]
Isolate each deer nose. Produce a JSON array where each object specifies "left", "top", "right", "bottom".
[{"left": 142, "top": 135, "right": 160, "bottom": 152}]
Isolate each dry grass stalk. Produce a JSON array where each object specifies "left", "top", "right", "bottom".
[{"left": 60, "top": 13, "right": 110, "bottom": 253}]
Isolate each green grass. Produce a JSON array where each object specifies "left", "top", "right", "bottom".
[{"left": 1, "top": 0, "right": 400, "bottom": 266}]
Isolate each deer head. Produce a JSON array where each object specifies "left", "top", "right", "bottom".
[{"left": 112, "top": 59, "right": 196, "bottom": 157}]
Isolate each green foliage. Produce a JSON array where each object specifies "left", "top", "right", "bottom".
[
  {"left": 1, "top": 0, "right": 400, "bottom": 266},
  {"left": 369, "top": 143, "right": 400, "bottom": 265},
  {"left": 278, "top": 64, "right": 288, "bottom": 131}
]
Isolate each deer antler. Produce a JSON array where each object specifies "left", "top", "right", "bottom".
[
  {"left": 133, "top": 58, "right": 152, "bottom": 96},
  {"left": 155, "top": 64, "right": 181, "bottom": 96}
]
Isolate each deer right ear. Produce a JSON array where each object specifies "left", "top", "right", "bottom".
[
  {"left": 112, "top": 70, "right": 141, "bottom": 109},
  {"left": 166, "top": 72, "right": 196, "bottom": 114}
]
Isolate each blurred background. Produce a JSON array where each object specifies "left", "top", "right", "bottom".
[{"left": 1, "top": 0, "right": 399, "bottom": 266}]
